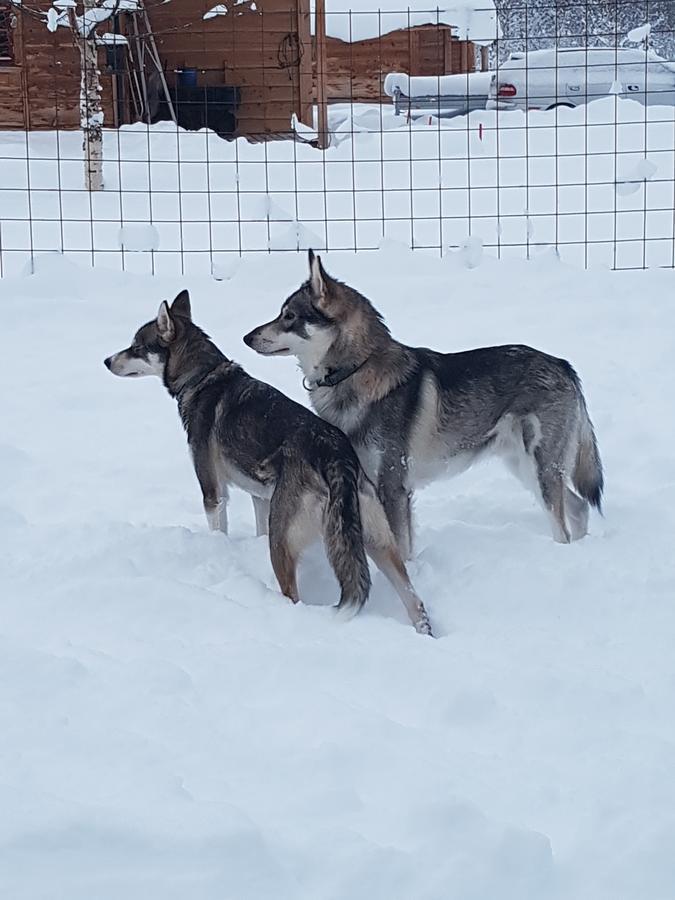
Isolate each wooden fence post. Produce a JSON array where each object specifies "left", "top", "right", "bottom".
[{"left": 314, "top": 0, "right": 329, "bottom": 149}]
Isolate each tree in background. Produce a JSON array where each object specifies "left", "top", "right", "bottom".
[
  {"left": 495, "top": 0, "right": 675, "bottom": 59},
  {"left": 9, "top": 0, "right": 137, "bottom": 191}
]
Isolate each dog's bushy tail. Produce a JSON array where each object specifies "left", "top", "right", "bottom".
[
  {"left": 572, "top": 385, "right": 604, "bottom": 512},
  {"left": 322, "top": 457, "right": 371, "bottom": 615}
]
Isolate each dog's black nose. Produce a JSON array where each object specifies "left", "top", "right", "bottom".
[
  {"left": 242, "top": 331, "right": 254, "bottom": 348},
  {"left": 104, "top": 356, "right": 112, "bottom": 370}
]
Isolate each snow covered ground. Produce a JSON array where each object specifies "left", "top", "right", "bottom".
[
  {"left": 1, "top": 92, "right": 674, "bottom": 275},
  {"left": 2, "top": 246, "right": 675, "bottom": 898}
]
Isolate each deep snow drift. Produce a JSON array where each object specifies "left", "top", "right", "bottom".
[{"left": 1, "top": 247, "right": 675, "bottom": 899}]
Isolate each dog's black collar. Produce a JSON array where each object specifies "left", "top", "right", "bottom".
[{"left": 303, "top": 357, "right": 370, "bottom": 391}]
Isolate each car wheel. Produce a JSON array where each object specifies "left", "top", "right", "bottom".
[{"left": 546, "top": 102, "right": 575, "bottom": 110}]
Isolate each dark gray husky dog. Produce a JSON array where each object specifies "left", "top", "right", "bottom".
[
  {"left": 244, "top": 252, "right": 603, "bottom": 556},
  {"left": 104, "top": 291, "right": 432, "bottom": 634}
]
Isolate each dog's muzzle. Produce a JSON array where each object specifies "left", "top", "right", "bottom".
[
  {"left": 104, "top": 356, "right": 113, "bottom": 370},
  {"left": 242, "top": 329, "right": 258, "bottom": 349},
  {"left": 243, "top": 328, "right": 286, "bottom": 355}
]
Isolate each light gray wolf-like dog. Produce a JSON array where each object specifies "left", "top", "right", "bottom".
[
  {"left": 104, "top": 290, "right": 432, "bottom": 635},
  {"left": 244, "top": 251, "right": 603, "bottom": 556}
]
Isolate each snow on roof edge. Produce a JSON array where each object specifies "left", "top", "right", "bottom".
[{"left": 309, "top": 2, "right": 500, "bottom": 46}]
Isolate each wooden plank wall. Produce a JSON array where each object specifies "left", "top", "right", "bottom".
[
  {"left": 0, "top": 66, "right": 25, "bottom": 126},
  {"left": 0, "top": 0, "right": 115, "bottom": 131},
  {"left": 148, "top": 0, "right": 312, "bottom": 139},
  {"left": 319, "top": 25, "right": 476, "bottom": 104},
  {"left": 0, "top": 5, "right": 26, "bottom": 128},
  {"left": 0, "top": 0, "right": 315, "bottom": 138}
]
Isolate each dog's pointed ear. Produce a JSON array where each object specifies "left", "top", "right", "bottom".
[
  {"left": 156, "top": 300, "right": 175, "bottom": 343},
  {"left": 171, "top": 289, "right": 191, "bottom": 320},
  {"left": 308, "top": 249, "right": 324, "bottom": 295},
  {"left": 307, "top": 250, "right": 333, "bottom": 312}
]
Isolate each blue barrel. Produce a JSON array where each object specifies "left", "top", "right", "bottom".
[{"left": 177, "top": 67, "right": 198, "bottom": 88}]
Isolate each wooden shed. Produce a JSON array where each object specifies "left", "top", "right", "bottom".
[
  {"left": 311, "top": 0, "right": 498, "bottom": 104},
  {"left": 0, "top": 0, "right": 313, "bottom": 139}
]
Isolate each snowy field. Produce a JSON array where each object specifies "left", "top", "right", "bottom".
[
  {"left": 1, "top": 94, "right": 675, "bottom": 275},
  {"left": 2, "top": 246, "right": 675, "bottom": 898}
]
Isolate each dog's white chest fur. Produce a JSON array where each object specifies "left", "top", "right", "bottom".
[{"left": 312, "top": 388, "right": 365, "bottom": 435}]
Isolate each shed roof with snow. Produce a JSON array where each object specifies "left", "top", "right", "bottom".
[{"left": 310, "top": 0, "right": 500, "bottom": 46}]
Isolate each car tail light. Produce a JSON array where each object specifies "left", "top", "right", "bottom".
[{"left": 498, "top": 83, "right": 517, "bottom": 97}]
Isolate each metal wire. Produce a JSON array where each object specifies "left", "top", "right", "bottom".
[{"left": 0, "top": 0, "right": 674, "bottom": 274}]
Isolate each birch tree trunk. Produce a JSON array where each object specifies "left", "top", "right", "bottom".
[{"left": 71, "top": 1, "right": 104, "bottom": 191}]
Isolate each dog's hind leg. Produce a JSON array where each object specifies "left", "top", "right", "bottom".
[
  {"left": 268, "top": 478, "right": 319, "bottom": 604},
  {"left": 359, "top": 484, "right": 432, "bottom": 635},
  {"left": 252, "top": 497, "right": 270, "bottom": 537},
  {"left": 507, "top": 416, "right": 573, "bottom": 544},
  {"left": 269, "top": 540, "right": 300, "bottom": 603},
  {"left": 564, "top": 487, "right": 589, "bottom": 541},
  {"left": 534, "top": 450, "right": 571, "bottom": 544},
  {"left": 192, "top": 444, "right": 228, "bottom": 534}
]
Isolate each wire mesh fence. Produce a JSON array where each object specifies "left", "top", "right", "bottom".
[{"left": 0, "top": 0, "right": 674, "bottom": 275}]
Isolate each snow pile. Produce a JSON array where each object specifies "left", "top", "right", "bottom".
[
  {"left": 2, "top": 248, "right": 675, "bottom": 897},
  {"left": 203, "top": 0, "right": 259, "bottom": 16},
  {"left": 310, "top": 0, "right": 501, "bottom": 45},
  {"left": 615, "top": 157, "right": 658, "bottom": 195},
  {"left": 46, "top": 6, "right": 59, "bottom": 32},
  {"left": 203, "top": 4, "right": 228, "bottom": 19},
  {"left": 118, "top": 223, "right": 161, "bottom": 252},
  {"left": 384, "top": 71, "right": 493, "bottom": 98},
  {"left": 96, "top": 32, "right": 129, "bottom": 45},
  {"left": 625, "top": 22, "right": 652, "bottom": 45}
]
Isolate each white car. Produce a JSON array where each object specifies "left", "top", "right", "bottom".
[{"left": 486, "top": 47, "right": 675, "bottom": 111}]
